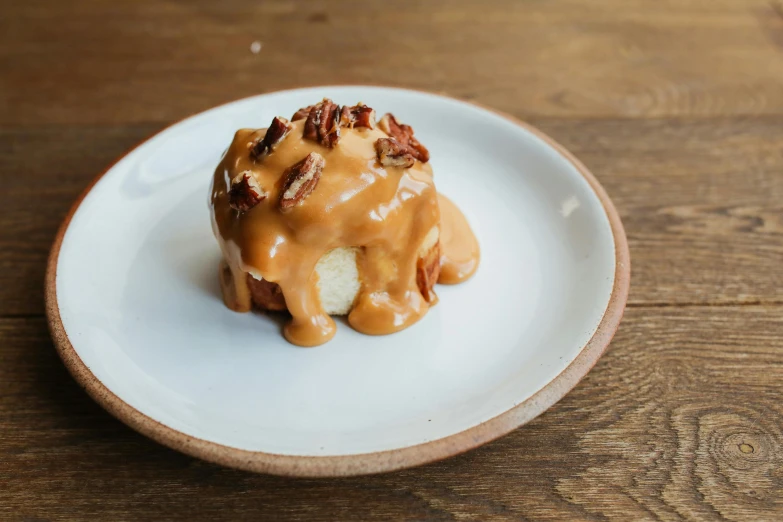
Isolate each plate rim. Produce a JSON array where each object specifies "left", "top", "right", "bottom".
[{"left": 45, "top": 85, "right": 631, "bottom": 477}]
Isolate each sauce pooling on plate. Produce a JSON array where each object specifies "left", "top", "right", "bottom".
[{"left": 437, "top": 194, "right": 480, "bottom": 284}]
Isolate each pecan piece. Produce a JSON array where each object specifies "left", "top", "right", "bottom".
[
  {"left": 339, "top": 103, "right": 376, "bottom": 129},
  {"left": 378, "top": 113, "right": 430, "bottom": 163},
  {"left": 416, "top": 242, "right": 441, "bottom": 303},
  {"left": 291, "top": 105, "right": 313, "bottom": 121},
  {"left": 303, "top": 98, "right": 341, "bottom": 148},
  {"left": 250, "top": 116, "right": 293, "bottom": 160},
  {"left": 229, "top": 171, "right": 267, "bottom": 212},
  {"left": 279, "top": 152, "right": 326, "bottom": 211},
  {"left": 374, "top": 138, "right": 415, "bottom": 168}
]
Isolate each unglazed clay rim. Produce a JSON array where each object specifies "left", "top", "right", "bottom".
[{"left": 45, "top": 86, "right": 631, "bottom": 478}]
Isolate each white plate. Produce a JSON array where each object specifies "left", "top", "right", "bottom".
[{"left": 46, "top": 86, "right": 629, "bottom": 477}]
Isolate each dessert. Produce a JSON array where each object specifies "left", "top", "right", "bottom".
[{"left": 210, "top": 99, "right": 479, "bottom": 346}]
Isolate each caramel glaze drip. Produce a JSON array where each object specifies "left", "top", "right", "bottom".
[{"left": 212, "top": 119, "right": 443, "bottom": 346}]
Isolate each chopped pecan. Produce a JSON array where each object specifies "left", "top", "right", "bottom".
[
  {"left": 416, "top": 242, "right": 441, "bottom": 303},
  {"left": 303, "top": 98, "right": 341, "bottom": 148},
  {"left": 339, "top": 103, "right": 376, "bottom": 129},
  {"left": 377, "top": 113, "right": 409, "bottom": 141},
  {"left": 229, "top": 171, "right": 267, "bottom": 212},
  {"left": 378, "top": 113, "right": 430, "bottom": 162},
  {"left": 374, "top": 138, "right": 415, "bottom": 168},
  {"left": 291, "top": 105, "right": 313, "bottom": 121},
  {"left": 250, "top": 116, "right": 293, "bottom": 160},
  {"left": 279, "top": 152, "right": 326, "bottom": 211}
]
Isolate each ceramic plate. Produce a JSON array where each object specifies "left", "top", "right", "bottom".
[{"left": 46, "top": 86, "right": 629, "bottom": 477}]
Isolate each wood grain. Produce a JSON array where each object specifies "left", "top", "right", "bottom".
[
  {"left": 533, "top": 117, "right": 783, "bottom": 306},
  {"left": 3, "top": 0, "right": 783, "bottom": 519},
  {"left": 1, "top": 309, "right": 781, "bottom": 520},
  {"left": 4, "top": 0, "right": 783, "bottom": 124}
]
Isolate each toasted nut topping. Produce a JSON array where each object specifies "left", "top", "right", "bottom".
[
  {"left": 339, "top": 104, "right": 376, "bottom": 129},
  {"left": 303, "top": 98, "right": 341, "bottom": 148},
  {"left": 229, "top": 171, "right": 267, "bottom": 212},
  {"left": 374, "top": 138, "right": 415, "bottom": 168},
  {"left": 291, "top": 105, "right": 314, "bottom": 121},
  {"left": 417, "top": 240, "right": 440, "bottom": 303},
  {"left": 250, "top": 116, "right": 293, "bottom": 160},
  {"left": 378, "top": 113, "right": 430, "bottom": 163},
  {"left": 279, "top": 152, "right": 326, "bottom": 211}
]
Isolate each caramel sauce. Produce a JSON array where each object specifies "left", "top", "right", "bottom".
[
  {"left": 211, "top": 118, "right": 480, "bottom": 346},
  {"left": 211, "top": 120, "right": 429, "bottom": 345},
  {"left": 437, "top": 194, "right": 480, "bottom": 284}
]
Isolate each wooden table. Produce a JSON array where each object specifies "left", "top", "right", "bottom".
[{"left": 2, "top": 1, "right": 782, "bottom": 519}]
